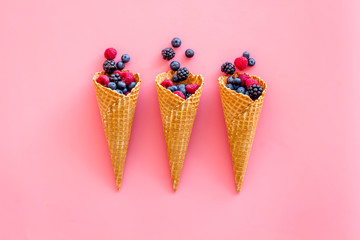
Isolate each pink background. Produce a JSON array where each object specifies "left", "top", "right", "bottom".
[{"left": 1, "top": 0, "right": 359, "bottom": 239}]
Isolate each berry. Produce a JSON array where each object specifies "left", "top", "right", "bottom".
[
  {"left": 234, "top": 57, "right": 248, "bottom": 71},
  {"left": 125, "top": 92, "right": 130, "bottom": 96},
  {"left": 227, "top": 76, "right": 235, "bottom": 84},
  {"left": 117, "top": 81, "right": 126, "bottom": 90},
  {"left": 103, "top": 59, "right": 116, "bottom": 74},
  {"left": 96, "top": 75, "right": 110, "bottom": 87},
  {"left": 172, "top": 74, "right": 180, "bottom": 82},
  {"left": 128, "top": 82, "right": 136, "bottom": 90},
  {"left": 248, "top": 84, "right": 263, "bottom": 100},
  {"left": 221, "top": 62, "right": 235, "bottom": 75},
  {"left": 248, "top": 58, "right": 256, "bottom": 66},
  {"left": 242, "top": 51, "right": 250, "bottom": 59},
  {"left": 185, "top": 49, "right": 194, "bottom": 58},
  {"left": 226, "top": 83, "right": 234, "bottom": 90},
  {"left": 233, "top": 77, "right": 241, "bottom": 86},
  {"left": 177, "top": 67, "right": 189, "bottom": 81},
  {"left": 171, "top": 37, "right": 181, "bottom": 48},
  {"left": 237, "top": 86, "right": 246, "bottom": 94},
  {"left": 116, "top": 89, "right": 124, "bottom": 95},
  {"left": 185, "top": 84, "right": 199, "bottom": 94},
  {"left": 109, "top": 73, "right": 121, "bottom": 83},
  {"left": 122, "top": 72, "right": 135, "bottom": 85},
  {"left": 245, "top": 78, "right": 259, "bottom": 89},
  {"left": 245, "top": 91, "right": 249, "bottom": 96},
  {"left": 168, "top": 86, "right": 179, "bottom": 92},
  {"left": 122, "top": 88, "right": 128, "bottom": 94},
  {"left": 113, "top": 70, "right": 122, "bottom": 75},
  {"left": 104, "top": 48, "right": 117, "bottom": 60},
  {"left": 161, "top": 79, "right": 173, "bottom": 88},
  {"left": 173, "top": 91, "right": 185, "bottom": 99},
  {"left": 239, "top": 74, "right": 251, "bottom": 87},
  {"left": 116, "top": 61, "right": 125, "bottom": 70},
  {"left": 162, "top": 48, "right": 175, "bottom": 60},
  {"left": 177, "top": 84, "right": 186, "bottom": 95},
  {"left": 185, "top": 92, "right": 192, "bottom": 99},
  {"left": 170, "top": 61, "right": 180, "bottom": 71},
  {"left": 107, "top": 82, "right": 117, "bottom": 90},
  {"left": 121, "top": 54, "right": 130, "bottom": 63}
]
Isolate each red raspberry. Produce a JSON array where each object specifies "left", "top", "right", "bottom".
[
  {"left": 173, "top": 91, "right": 185, "bottom": 99},
  {"left": 122, "top": 72, "right": 135, "bottom": 85},
  {"left": 113, "top": 70, "right": 122, "bottom": 75},
  {"left": 161, "top": 79, "right": 173, "bottom": 88},
  {"left": 125, "top": 91, "right": 130, "bottom": 96},
  {"left": 185, "top": 84, "right": 199, "bottom": 94},
  {"left": 239, "top": 73, "right": 251, "bottom": 86},
  {"left": 234, "top": 57, "right": 248, "bottom": 71},
  {"left": 104, "top": 48, "right": 117, "bottom": 60},
  {"left": 96, "top": 75, "right": 110, "bottom": 87},
  {"left": 245, "top": 78, "right": 259, "bottom": 88}
]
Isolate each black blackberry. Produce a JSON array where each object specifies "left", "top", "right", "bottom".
[
  {"left": 221, "top": 62, "right": 235, "bottom": 75},
  {"left": 109, "top": 73, "right": 121, "bottom": 83},
  {"left": 185, "top": 92, "right": 192, "bottom": 99},
  {"left": 161, "top": 47, "right": 175, "bottom": 60},
  {"left": 177, "top": 67, "right": 189, "bottom": 81},
  {"left": 103, "top": 59, "right": 116, "bottom": 74},
  {"left": 248, "top": 84, "right": 263, "bottom": 100}
]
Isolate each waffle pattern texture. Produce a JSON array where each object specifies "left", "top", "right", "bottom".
[
  {"left": 155, "top": 71, "right": 204, "bottom": 191},
  {"left": 218, "top": 73, "right": 267, "bottom": 192},
  {"left": 93, "top": 71, "right": 141, "bottom": 190}
]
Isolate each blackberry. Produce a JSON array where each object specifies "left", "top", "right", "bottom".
[
  {"left": 177, "top": 67, "right": 189, "bottom": 81},
  {"left": 248, "top": 84, "right": 263, "bottom": 100},
  {"left": 221, "top": 62, "right": 235, "bottom": 75},
  {"left": 109, "top": 73, "right": 121, "bottom": 83},
  {"left": 103, "top": 59, "right": 116, "bottom": 74},
  {"left": 185, "top": 92, "right": 192, "bottom": 99},
  {"left": 161, "top": 47, "right": 175, "bottom": 60}
]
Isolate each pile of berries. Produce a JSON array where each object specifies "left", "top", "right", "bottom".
[
  {"left": 160, "top": 79, "right": 200, "bottom": 100},
  {"left": 96, "top": 48, "right": 136, "bottom": 95},
  {"left": 221, "top": 51, "right": 256, "bottom": 75},
  {"left": 225, "top": 74, "right": 263, "bottom": 100}
]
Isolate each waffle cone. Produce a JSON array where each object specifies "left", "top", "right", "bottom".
[
  {"left": 155, "top": 71, "right": 204, "bottom": 191},
  {"left": 219, "top": 73, "right": 267, "bottom": 192},
  {"left": 93, "top": 71, "right": 141, "bottom": 190}
]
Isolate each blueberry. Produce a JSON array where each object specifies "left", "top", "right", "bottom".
[
  {"left": 178, "top": 84, "right": 185, "bottom": 89},
  {"left": 116, "top": 89, "right": 124, "bottom": 95},
  {"left": 117, "top": 81, "right": 126, "bottom": 90},
  {"left": 128, "top": 82, "right": 136, "bottom": 90},
  {"left": 172, "top": 74, "right": 180, "bottom": 82},
  {"left": 170, "top": 61, "right": 180, "bottom": 71},
  {"left": 116, "top": 61, "right": 125, "bottom": 70},
  {"left": 226, "top": 83, "right": 234, "bottom": 90},
  {"left": 171, "top": 37, "right": 181, "bottom": 48},
  {"left": 167, "top": 86, "right": 174, "bottom": 92},
  {"left": 185, "top": 49, "right": 194, "bottom": 58},
  {"left": 248, "top": 58, "right": 255, "bottom": 66},
  {"left": 121, "top": 54, "right": 130, "bottom": 63},
  {"left": 227, "top": 76, "right": 234, "bottom": 84},
  {"left": 172, "top": 85, "right": 179, "bottom": 91},
  {"left": 245, "top": 91, "right": 250, "bottom": 96},
  {"left": 237, "top": 86, "right": 246, "bottom": 94},
  {"left": 122, "top": 88, "right": 128, "bottom": 94},
  {"left": 233, "top": 78, "right": 241, "bottom": 86},
  {"left": 108, "top": 82, "right": 117, "bottom": 90},
  {"left": 243, "top": 51, "right": 250, "bottom": 59}
]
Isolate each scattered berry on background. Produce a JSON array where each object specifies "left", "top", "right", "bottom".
[
  {"left": 172, "top": 74, "right": 180, "bottom": 82},
  {"left": 245, "top": 78, "right": 259, "bottom": 88},
  {"left": 248, "top": 84, "right": 263, "bottom": 100},
  {"left": 221, "top": 62, "right": 236, "bottom": 75},
  {"left": 171, "top": 37, "right": 182, "bottom": 48},
  {"left": 233, "top": 77, "right": 241, "bottom": 86},
  {"left": 104, "top": 48, "right": 117, "bottom": 60},
  {"left": 162, "top": 47, "right": 175, "bottom": 60},
  {"left": 108, "top": 82, "right": 117, "bottom": 90},
  {"left": 109, "top": 73, "right": 121, "bottom": 83},
  {"left": 117, "top": 81, "right": 126, "bottom": 90},
  {"left": 237, "top": 86, "right": 246, "bottom": 94},
  {"left": 242, "top": 51, "right": 250, "bottom": 59},
  {"left": 161, "top": 79, "right": 173, "bottom": 88},
  {"left": 103, "top": 59, "right": 117, "bottom": 74},
  {"left": 96, "top": 75, "right": 110, "bottom": 87},
  {"left": 234, "top": 57, "right": 248, "bottom": 71},
  {"left": 173, "top": 91, "right": 185, "bottom": 99},
  {"left": 121, "top": 54, "right": 130, "bottom": 63},
  {"left": 226, "top": 83, "right": 234, "bottom": 90},
  {"left": 248, "top": 58, "right": 256, "bottom": 66},
  {"left": 116, "top": 61, "right": 125, "bottom": 70},
  {"left": 227, "top": 76, "right": 235, "bottom": 84},
  {"left": 116, "top": 89, "right": 124, "bottom": 95},
  {"left": 177, "top": 67, "right": 189, "bottom": 81},
  {"left": 185, "top": 84, "right": 199, "bottom": 94},
  {"left": 122, "top": 72, "right": 135, "bottom": 85},
  {"left": 128, "top": 82, "right": 136, "bottom": 90},
  {"left": 185, "top": 49, "right": 194, "bottom": 58},
  {"left": 170, "top": 61, "right": 180, "bottom": 71}
]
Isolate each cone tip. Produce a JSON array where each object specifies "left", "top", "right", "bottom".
[{"left": 172, "top": 180, "right": 178, "bottom": 192}]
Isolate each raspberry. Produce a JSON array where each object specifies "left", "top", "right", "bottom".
[
  {"left": 245, "top": 78, "right": 259, "bottom": 89},
  {"left": 103, "top": 59, "right": 116, "bottom": 74},
  {"left": 239, "top": 73, "right": 251, "bottom": 87},
  {"left": 161, "top": 47, "right": 175, "bottom": 60},
  {"left": 234, "top": 57, "right": 248, "bottom": 71},
  {"left": 185, "top": 84, "right": 199, "bottom": 94},
  {"left": 173, "top": 91, "right": 185, "bottom": 99},
  {"left": 96, "top": 75, "right": 110, "bottom": 87},
  {"left": 248, "top": 84, "right": 263, "bottom": 100},
  {"left": 161, "top": 79, "right": 173, "bottom": 88},
  {"left": 221, "top": 62, "right": 235, "bottom": 75},
  {"left": 122, "top": 72, "right": 135, "bottom": 85},
  {"left": 104, "top": 48, "right": 117, "bottom": 60},
  {"left": 177, "top": 67, "right": 189, "bottom": 81},
  {"left": 113, "top": 70, "right": 122, "bottom": 75}
]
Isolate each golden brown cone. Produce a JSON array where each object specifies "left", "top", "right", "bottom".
[
  {"left": 218, "top": 73, "right": 267, "bottom": 192},
  {"left": 93, "top": 71, "right": 141, "bottom": 190},
  {"left": 155, "top": 71, "right": 204, "bottom": 191}
]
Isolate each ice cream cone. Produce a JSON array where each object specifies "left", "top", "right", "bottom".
[
  {"left": 218, "top": 73, "right": 267, "bottom": 192},
  {"left": 155, "top": 71, "right": 204, "bottom": 191},
  {"left": 93, "top": 71, "right": 141, "bottom": 190}
]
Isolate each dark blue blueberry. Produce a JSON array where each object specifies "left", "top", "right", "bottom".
[
  {"left": 117, "top": 81, "right": 126, "bottom": 90},
  {"left": 227, "top": 76, "right": 234, "bottom": 84},
  {"left": 248, "top": 58, "right": 255, "bottom": 66},
  {"left": 172, "top": 74, "right": 180, "bottom": 82},
  {"left": 171, "top": 37, "right": 181, "bottom": 48},
  {"left": 242, "top": 51, "right": 250, "bottom": 59},
  {"left": 170, "top": 61, "right": 180, "bottom": 71},
  {"left": 108, "top": 82, "right": 117, "bottom": 90},
  {"left": 116, "top": 89, "right": 124, "bottom": 95},
  {"left": 226, "top": 83, "right": 234, "bottom": 90},
  {"left": 167, "top": 86, "right": 174, "bottom": 92},
  {"left": 185, "top": 49, "right": 194, "bottom": 58},
  {"left": 122, "top": 88, "right": 128, "bottom": 94},
  {"left": 116, "top": 61, "right": 125, "bottom": 70},
  {"left": 245, "top": 91, "right": 250, "bottom": 96},
  {"left": 121, "top": 54, "right": 130, "bottom": 63},
  {"left": 237, "top": 86, "right": 246, "bottom": 94},
  {"left": 233, "top": 78, "right": 241, "bottom": 86},
  {"left": 128, "top": 82, "right": 136, "bottom": 90}
]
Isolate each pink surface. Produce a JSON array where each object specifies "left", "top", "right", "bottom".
[{"left": 1, "top": 0, "right": 359, "bottom": 239}]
